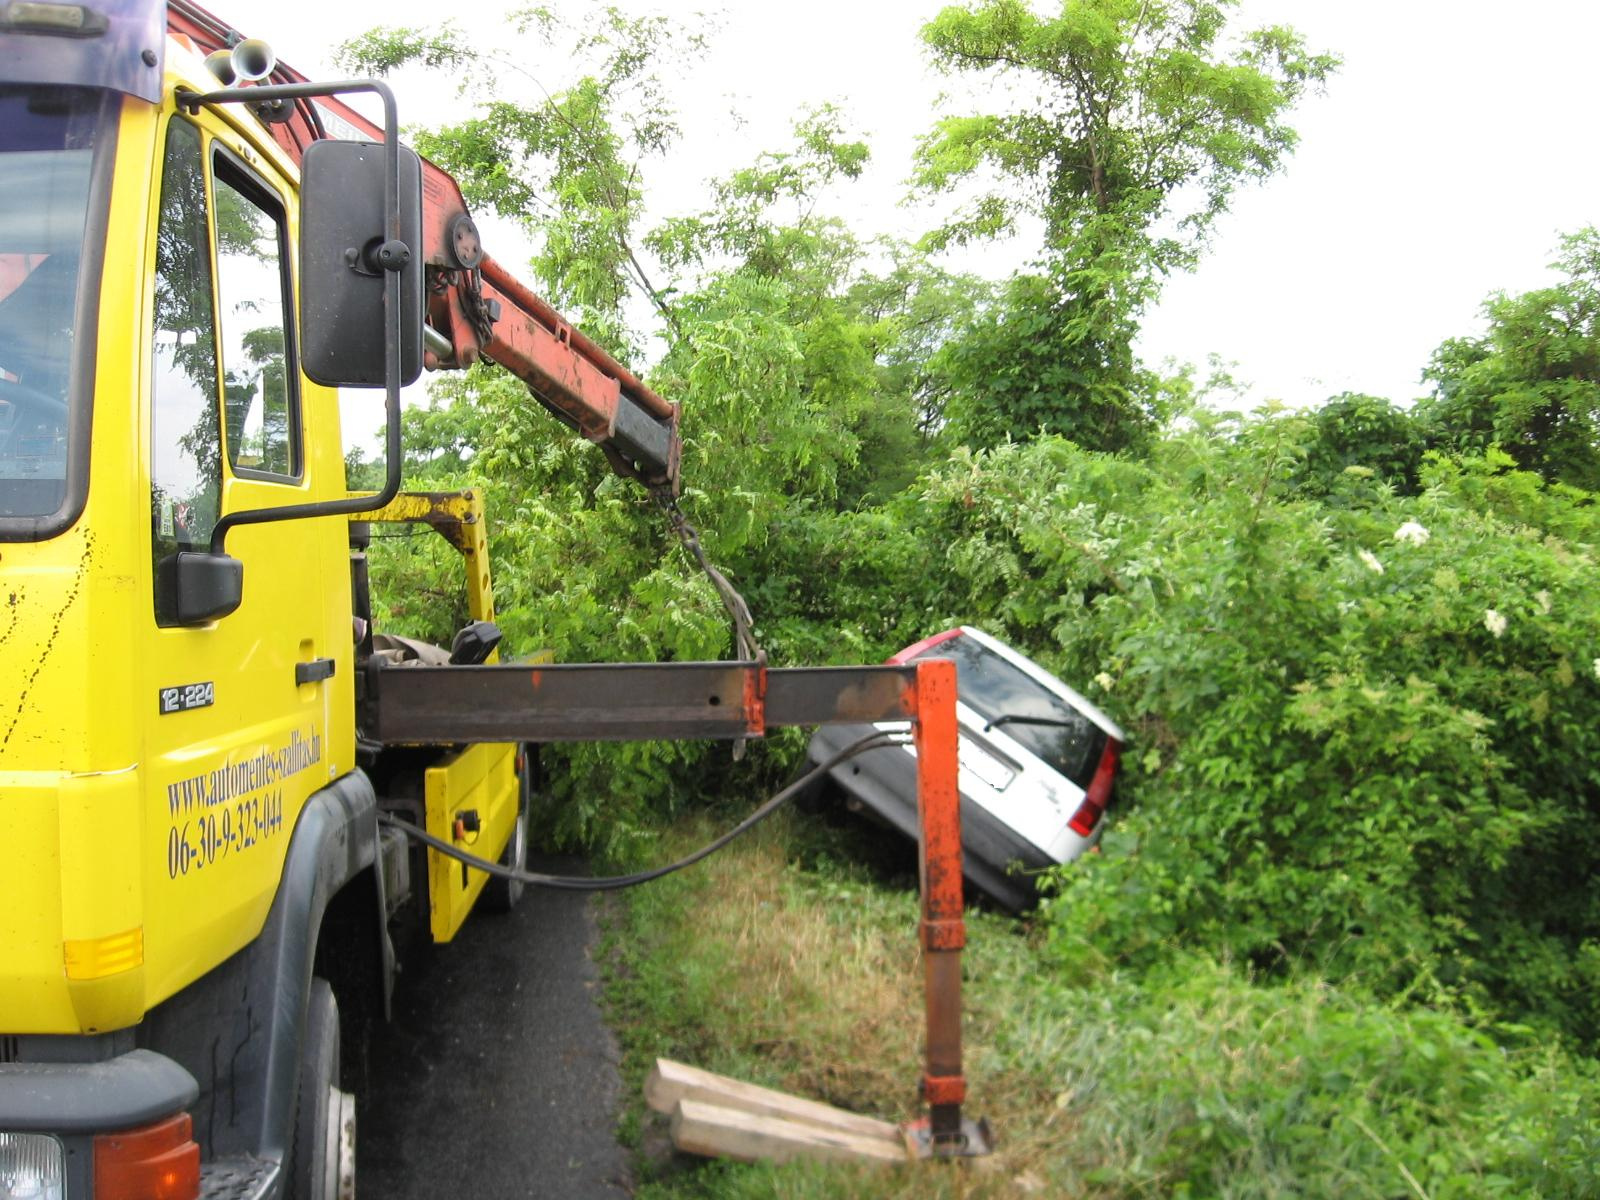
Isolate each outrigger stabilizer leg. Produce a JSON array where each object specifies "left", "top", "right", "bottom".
[{"left": 902, "top": 659, "right": 996, "bottom": 1159}]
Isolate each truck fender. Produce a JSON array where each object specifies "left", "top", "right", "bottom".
[{"left": 138, "top": 770, "right": 377, "bottom": 1168}]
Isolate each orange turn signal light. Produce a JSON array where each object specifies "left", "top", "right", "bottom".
[{"left": 93, "top": 1113, "right": 200, "bottom": 1200}]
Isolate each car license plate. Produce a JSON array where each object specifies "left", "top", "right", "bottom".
[{"left": 958, "top": 736, "right": 1016, "bottom": 791}]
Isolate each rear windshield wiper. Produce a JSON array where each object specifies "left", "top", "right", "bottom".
[{"left": 982, "top": 713, "right": 1078, "bottom": 733}]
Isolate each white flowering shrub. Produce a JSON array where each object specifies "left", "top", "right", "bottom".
[
  {"left": 911, "top": 427, "right": 1600, "bottom": 1046},
  {"left": 1394, "top": 519, "right": 1431, "bottom": 545}
]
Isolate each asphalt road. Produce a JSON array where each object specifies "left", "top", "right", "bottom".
[{"left": 355, "top": 854, "right": 632, "bottom": 1198}]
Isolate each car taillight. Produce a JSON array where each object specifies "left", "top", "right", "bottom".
[
  {"left": 93, "top": 1114, "right": 199, "bottom": 1200},
  {"left": 887, "top": 628, "right": 963, "bottom": 664},
  {"left": 1067, "top": 741, "right": 1120, "bottom": 837}
]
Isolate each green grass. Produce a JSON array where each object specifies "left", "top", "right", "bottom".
[{"left": 600, "top": 809, "right": 1600, "bottom": 1199}]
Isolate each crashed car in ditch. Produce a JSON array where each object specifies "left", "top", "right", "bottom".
[{"left": 805, "top": 626, "right": 1124, "bottom": 912}]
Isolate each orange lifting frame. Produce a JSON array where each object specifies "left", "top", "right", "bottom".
[{"left": 367, "top": 656, "right": 986, "bottom": 1147}]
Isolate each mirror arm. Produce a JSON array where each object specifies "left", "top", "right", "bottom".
[{"left": 178, "top": 79, "right": 408, "bottom": 555}]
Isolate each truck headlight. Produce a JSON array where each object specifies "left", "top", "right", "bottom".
[{"left": 0, "top": 1133, "right": 65, "bottom": 1200}]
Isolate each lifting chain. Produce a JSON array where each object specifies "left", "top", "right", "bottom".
[
  {"left": 650, "top": 486, "right": 762, "bottom": 761},
  {"left": 429, "top": 265, "right": 498, "bottom": 350},
  {"left": 650, "top": 483, "right": 762, "bottom": 669},
  {"left": 460, "top": 266, "right": 498, "bottom": 347}
]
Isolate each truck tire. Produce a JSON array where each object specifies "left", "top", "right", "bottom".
[
  {"left": 484, "top": 746, "right": 531, "bottom": 913},
  {"left": 290, "top": 978, "right": 355, "bottom": 1200}
]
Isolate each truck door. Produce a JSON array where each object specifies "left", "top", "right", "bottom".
[{"left": 140, "top": 107, "right": 342, "bottom": 990}]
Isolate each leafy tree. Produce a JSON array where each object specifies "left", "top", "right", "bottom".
[
  {"left": 934, "top": 270, "right": 1156, "bottom": 453},
  {"left": 646, "top": 108, "right": 981, "bottom": 512},
  {"left": 648, "top": 104, "right": 868, "bottom": 285},
  {"left": 343, "top": 446, "right": 383, "bottom": 492},
  {"left": 339, "top": 14, "right": 982, "bottom": 844},
  {"left": 1419, "top": 228, "right": 1600, "bottom": 491},
  {"left": 843, "top": 248, "right": 995, "bottom": 443},
  {"left": 339, "top": 7, "right": 700, "bottom": 348},
  {"left": 914, "top": 0, "right": 1336, "bottom": 449},
  {"left": 1295, "top": 392, "right": 1427, "bottom": 498}
]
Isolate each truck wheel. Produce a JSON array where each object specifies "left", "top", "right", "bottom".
[
  {"left": 484, "top": 746, "right": 531, "bottom": 913},
  {"left": 290, "top": 978, "right": 356, "bottom": 1200}
]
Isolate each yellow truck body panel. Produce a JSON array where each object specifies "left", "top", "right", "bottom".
[{"left": 1, "top": 71, "right": 368, "bottom": 1035}]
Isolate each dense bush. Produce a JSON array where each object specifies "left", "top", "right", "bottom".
[
  {"left": 887, "top": 424, "right": 1600, "bottom": 1045},
  {"left": 1295, "top": 392, "right": 1428, "bottom": 497},
  {"left": 370, "top": 356, "right": 1600, "bottom": 1045}
]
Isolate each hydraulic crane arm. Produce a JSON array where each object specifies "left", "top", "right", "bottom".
[
  {"left": 464, "top": 255, "right": 680, "bottom": 489},
  {"left": 167, "top": 0, "right": 680, "bottom": 491}
]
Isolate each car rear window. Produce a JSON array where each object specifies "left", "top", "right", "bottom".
[{"left": 914, "top": 634, "right": 1102, "bottom": 785}]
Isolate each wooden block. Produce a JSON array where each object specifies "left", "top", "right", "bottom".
[
  {"left": 645, "top": 1058, "right": 900, "bottom": 1142},
  {"left": 670, "top": 1098, "right": 908, "bottom": 1166}
]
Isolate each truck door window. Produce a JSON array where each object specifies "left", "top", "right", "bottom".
[
  {"left": 211, "top": 154, "right": 299, "bottom": 480},
  {"left": 150, "top": 117, "right": 221, "bottom": 624}
]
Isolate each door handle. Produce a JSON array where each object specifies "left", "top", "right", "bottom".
[{"left": 296, "top": 657, "right": 336, "bottom": 686}]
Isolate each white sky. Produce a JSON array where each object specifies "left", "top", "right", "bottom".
[{"left": 244, "top": 0, "right": 1600, "bottom": 412}]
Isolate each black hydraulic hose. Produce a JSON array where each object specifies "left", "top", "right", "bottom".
[{"left": 376, "top": 731, "right": 907, "bottom": 892}]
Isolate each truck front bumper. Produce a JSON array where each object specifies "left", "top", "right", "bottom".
[{"left": 0, "top": 1049, "right": 198, "bottom": 1197}]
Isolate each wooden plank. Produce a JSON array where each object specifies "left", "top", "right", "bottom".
[
  {"left": 669, "top": 1099, "right": 908, "bottom": 1166},
  {"left": 645, "top": 1059, "right": 900, "bottom": 1142}
]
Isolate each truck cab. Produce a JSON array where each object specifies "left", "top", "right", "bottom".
[{"left": 0, "top": 4, "right": 526, "bottom": 1195}]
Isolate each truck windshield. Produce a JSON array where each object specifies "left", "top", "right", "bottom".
[
  {"left": 0, "top": 86, "right": 110, "bottom": 527},
  {"left": 914, "top": 635, "right": 1102, "bottom": 786}
]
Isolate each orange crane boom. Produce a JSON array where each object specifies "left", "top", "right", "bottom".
[{"left": 168, "top": 0, "right": 680, "bottom": 491}]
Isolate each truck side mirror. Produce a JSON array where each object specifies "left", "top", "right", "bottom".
[
  {"left": 299, "top": 139, "right": 424, "bottom": 388},
  {"left": 160, "top": 551, "right": 243, "bottom": 625}
]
